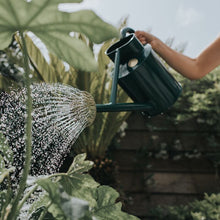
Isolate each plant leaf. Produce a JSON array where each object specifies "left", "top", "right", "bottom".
[
  {"left": 59, "top": 191, "right": 89, "bottom": 220},
  {"left": 92, "top": 186, "right": 139, "bottom": 220},
  {"left": 67, "top": 153, "right": 94, "bottom": 175},
  {"left": 36, "top": 32, "right": 98, "bottom": 72},
  {"left": 36, "top": 178, "right": 60, "bottom": 202},
  {"left": 36, "top": 178, "right": 89, "bottom": 220},
  {"left": 59, "top": 175, "right": 98, "bottom": 208},
  {"left": 23, "top": 33, "right": 58, "bottom": 83},
  {"left": 0, "top": 0, "right": 119, "bottom": 71}
]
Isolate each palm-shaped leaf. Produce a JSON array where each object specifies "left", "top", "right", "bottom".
[{"left": 0, "top": 0, "right": 119, "bottom": 71}]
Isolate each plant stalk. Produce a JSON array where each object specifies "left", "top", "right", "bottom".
[
  {"left": 17, "top": 185, "right": 38, "bottom": 212},
  {"left": 38, "top": 201, "right": 52, "bottom": 220},
  {"left": 7, "top": 31, "right": 33, "bottom": 220}
]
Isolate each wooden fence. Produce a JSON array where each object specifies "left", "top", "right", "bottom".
[{"left": 113, "top": 112, "right": 220, "bottom": 219}]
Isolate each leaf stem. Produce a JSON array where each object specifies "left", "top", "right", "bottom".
[
  {"left": 17, "top": 184, "right": 38, "bottom": 212},
  {"left": 38, "top": 201, "right": 52, "bottom": 220},
  {"left": 7, "top": 31, "right": 33, "bottom": 220}
]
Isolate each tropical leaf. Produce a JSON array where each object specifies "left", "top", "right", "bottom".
[
  {"left": 0, "top": 0, "right": 119, "bottom": 71},
  {"left": 36, "top": 178, "right": 89, "bottom": 220},
  {"left": 59, "top": 154, "right": 99, "bottom": 206},
  {"left": 49, "top": 54, "right": 77, "bottom": 86},
  {"left": 17, "top": 33, "right": 57, "bottom": 83},
  {"left": 36, "top": 31, "right": 97, "bottom": 72},
  {"left": 90, "top": 185, "right": 139, "bottom": 220},
  {"left": 15, "top": 32, "right": 78, "bottom": 85},
  {"left": 29, "top": 154, "right": 139, "bottom": 219}
]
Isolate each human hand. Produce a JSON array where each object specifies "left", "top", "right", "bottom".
[{"left": 135, "top": 30, "right": 156, "bottom": 46}]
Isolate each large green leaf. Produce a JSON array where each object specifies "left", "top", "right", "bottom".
[
  {"left": 36, "top": 32, "right": 97, "bottom": 72},
  {"left": 17, "top": 33, "right": 77, "bottom": 85},
  {"left": 91, "top": 186, "right": 139, "bottom": 220},
  {"left": 36, "top": 178, "right": 89, "bottom": 220},
  {"left": 0, "top": 0, "right": 119, "bottom": 71},
  {"left": 23, "top": 33, "right": 57, "bottom": 83},
  {"left": 59, "top": 154, "right": 99, "bottom": 206},
  {"left": 30, "top": 154, "right": 139, "bottom": 220}
]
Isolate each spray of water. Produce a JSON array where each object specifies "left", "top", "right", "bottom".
[{"left": 0, "top": 83, "right": 96, "bottom": 186}]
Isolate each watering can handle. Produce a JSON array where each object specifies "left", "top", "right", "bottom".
[{"left": 120, "top": 27, "right": 135, "bottom": 39}]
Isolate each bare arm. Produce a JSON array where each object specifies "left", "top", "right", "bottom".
[{"left": 135, "top": 31, "right": 220, "bottom": 80}]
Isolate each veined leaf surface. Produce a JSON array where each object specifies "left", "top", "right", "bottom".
[{"left": 0, "top": 0, "right": 119, "bottom": 71}]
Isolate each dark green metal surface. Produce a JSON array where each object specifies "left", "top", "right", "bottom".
[{"left": 96, "top": 27, "right": 182, "bottom": 116}]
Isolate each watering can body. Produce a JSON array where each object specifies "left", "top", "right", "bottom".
[{"left": 105, "top": 28, "right": 182, "bottom": 116}]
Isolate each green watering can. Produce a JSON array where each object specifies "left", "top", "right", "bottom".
[{"left": 96, "top": 27, "right": 182, "bottom": 116}]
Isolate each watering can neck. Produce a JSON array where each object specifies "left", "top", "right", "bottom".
[{"left": 106, "top": 28, "right": 144, "bottom": 65}]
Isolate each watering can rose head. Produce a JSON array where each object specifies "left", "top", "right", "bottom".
[{"left": 79, "top": 91, "right": 96, "bottom": 127}]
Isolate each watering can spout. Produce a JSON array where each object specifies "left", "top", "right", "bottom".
[{"left": 96, "top": 27, "right": 182, "bottom": 116}]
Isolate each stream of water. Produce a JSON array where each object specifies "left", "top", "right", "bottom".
[{"left": 0, "top": 83, "right": 96, "bottom": 186}]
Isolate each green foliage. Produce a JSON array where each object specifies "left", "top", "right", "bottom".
[
  {"left": 0, "top": 0, "right": 119, "bottom": 72},
  {"left": 170, "top": 68, "right": 220, "bottom": 166},
  {"left": 0, "top": 153, "right": 140, "bottom": 219},
  {"left": 35, "top": 179, "right": 90, "bottom": 220},
  {"left": 150, "top": 193, "right": 220, "bottom": 220},
  {"left": 1, "top": 129, "right": 139, "bottom": 219},
  {"left": 15, "top": 32, "right": 78, "bottom": 85},
  {"left": 0, "top": 1, "right": 121, "bottom": 219},
  {"left": 27, "top": 154, "right": 139, "bottom": 220},
  {"left": 170, "top": 67, "right": 220, "bottom": 127},
  {"left": 0, "top": 7, "right": 130, "bottom": 158}
]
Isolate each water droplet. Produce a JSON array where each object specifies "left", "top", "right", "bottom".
[{"left": 0, "top": 83, "right": 96, "bottom": 186}]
